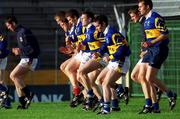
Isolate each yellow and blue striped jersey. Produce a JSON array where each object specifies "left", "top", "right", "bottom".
[
  {"left": 75, "top": 18, "right": 84, "bottom": 36},
  {"left": 66, "top": 18, "right": 84, "bottom": 46},
  {"left": 99, "top": 25, "right": 131, "bottom": 62},
  {"left": 144, "top": 11, "right": 169, "bottom": 46},
  {"left": 81, "top": 24, "right": 104, "bottom": 52},
  {"left": 67, "top": 25, "right": 78, "bottom": 43},
  {"left": 0, "top": 30, "right": 9, "bottom": 58}
]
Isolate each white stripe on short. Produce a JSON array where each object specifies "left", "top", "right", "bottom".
[{"left": 18, "top": 58, "right": 38, "bottom": 71}]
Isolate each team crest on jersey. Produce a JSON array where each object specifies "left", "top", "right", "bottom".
[
  {"left": 0, "top": 35, "right": 4, "bottom": 41},
  {"left": 86, "top": 34, "right": 90, "bottom": 39},
  {"left": 19, "top": 37, "right": 23, "bottom": 42},
  {"left": 145, "top": 20, "right": 150, "bottom": 27},
  {"left": 147, "top": 21, "right": 150, "bottom": 26}
]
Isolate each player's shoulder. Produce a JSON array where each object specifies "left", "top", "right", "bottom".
[
  {"left": 86, "top": 24, "right": 96, "bottom": 33},
  {"left": 151, "top": 11, "right": 164, "bottom": 20}
]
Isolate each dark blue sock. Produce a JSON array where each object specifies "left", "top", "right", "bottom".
[
  {"left": 153, "top": 102, "right": 159, "bottom": 110},
  {"left": 116, "top": 84, "right": 124, "bottom": 94},
  {"left": 0, "top": 84, "right": 8, "bottom": 92},
  {"left": 145, "top": 98, "right": 152, "bottom": 107},
  {"left": 103, "top": 102, "right": 110, "bottom": 112},
  {"left": 111, "top": 99, "right": 119, "bottom": 108},
  {"left": 87, "top": 89, "right": 94, "bottom": 97}
]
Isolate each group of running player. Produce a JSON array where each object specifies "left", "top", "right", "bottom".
[
  {"left": 0, "top": 0, "right": 177, "bottom": 114},
  {"left": 54, "top": 0, "right": 177, "bottom": 115}
]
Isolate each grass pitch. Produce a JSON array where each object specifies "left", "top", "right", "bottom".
[{"left": 1, "top": 97, "right": 179, "bottom": 119}]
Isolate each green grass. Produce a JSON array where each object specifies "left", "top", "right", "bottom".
[{"left": 1, "top": 97, "right": 179, "bottom": 119}]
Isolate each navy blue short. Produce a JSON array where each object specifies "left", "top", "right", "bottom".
[{"left": 142, "top": 45, "right": 169, "bottom": 69}]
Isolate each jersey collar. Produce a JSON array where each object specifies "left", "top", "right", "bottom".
[
  {"left": 103, "top": 25, "right": 110, "bottom": 35},
  {"left": 145, "top": 10, "right": 152, "bottom": 19}
]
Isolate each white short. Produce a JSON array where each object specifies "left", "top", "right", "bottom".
[
  {"left": 137, "top": 58, "right": 143, "bottom": 65},
  {"left": 74, "top": 51, "right": 83, "bottom": 62},
  {"left": 18, "top": 58, "right": 38, "bottom": 71},
  {"left": 107, "top": 57, "right": 130, "bottom": 74},
  {"left": 0, "top": 57, "right": 7, "bottom": 70},
  {"left": 80, "top": 52, "right": 92, "bottom": 64}
]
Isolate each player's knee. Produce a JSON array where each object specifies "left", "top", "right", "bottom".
[
  {"left": 76, "top": 72, "right": 82, "bottom": 82},
  {"left": 95, "top": 78, "right": 101, "bottom": 86},
  {"left": 131, "top": 73, "right": 136, "bottom": 80},
  {"left": 77, "top": 77, "right": 81, "bottom": 83},
  {"left": 64, "top": 66, "right": 69, "bottom": 73},
  {"left": 60, "top": 63, "right": 65, "bottom": 71},
  {"left": 131, "top": 73, "right": 139, "bottom": 83},
  {"left": 9, "top": 73, "right": 16, "bottom": 81}
]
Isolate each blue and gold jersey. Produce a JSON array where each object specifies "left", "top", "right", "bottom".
[
  {"left": 0, "top": 31, "right": 9, "bottom": 58},
  {"left": 144, "top": 11, "right": 169, "bottom": 46},
  {"left": 65, "top": 18, "right": 84, "bottom": 46},
  {"left": 81, "top": 24, "right": 104, "bottom": 52},
  {"left": 66, "top": 25, "right": 79, "bottom": 45},
  {"left": 99, "top": 26, "right": 131, "bottom": 61},
  {"left": 77, "top": 26, "right": 86, "bottom": 43},
  {"left": 75, "top": 18, "right": 83, "bottom": 36},
  {"left": 75, "top": 18, "right": 87, "bottom": 43}
]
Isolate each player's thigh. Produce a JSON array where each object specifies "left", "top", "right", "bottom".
[
  {"left": 79, "top": 59, "right": 102, "bottom": 74},
  {"left": 103, "top": 69, "right": 121, "bottom": 87},
  {"left": 10, "top": 65, "right": 29, "bottom": 79},
  {"left": 66, "top": 57, "right": 80, "bottom": 71},
  {"left": 88, "top": 69, "right": 101, "bottom": 83},
  {"left": 138, "top": 63, "right": 148, "bottom": 82},
  {"left": 146, "top": 65, "right": 159, "bottom": 83},
  {"left": 60, "top": 58, "right": 72, "bottom": 70},
  {"left": 96, "top": 67, "right": 108, "bottom": 85},
  {"left": 131, "top": 63, "right": 140, "bottom": 81}
]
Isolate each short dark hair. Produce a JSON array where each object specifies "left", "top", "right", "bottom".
[
  {"left": 81, "top": 10, "right": 94, "bottom": 21},
  {"left": 128, "top": 7, "right": 139, "bottom": 15},
  {"left": 94, "top": 15, "right": 108, "bottom": 26},
  {"left": 5, "top": 16, "right": 18, "bottom": 24},
  {"left": 66, "top": 9, "right": 79, "bottom": 19},
  {"left": 54, "top": 11, "right": 68, "bottom": 23},
  {"left": 138, "top": 0, "right": 153, "bottom": 10}
]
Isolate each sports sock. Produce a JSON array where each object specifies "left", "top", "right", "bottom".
[
  {"left": 111, "top": 99, "right": 119, "bottom": 108},
  {"left": 145, "top": 98, "right": 152, "bottom": 107},
  {"left": 153, "top": 102, "right": 159, "bottom": 110},
  {"left": 73, "top": 86, "right": 80, "bottom": 96},
  {"left": 21, "top": 87, "right": 30, "bottom": 97},
  {"left": 103, "top": 102, "right": 110, "bottom": 112}
]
